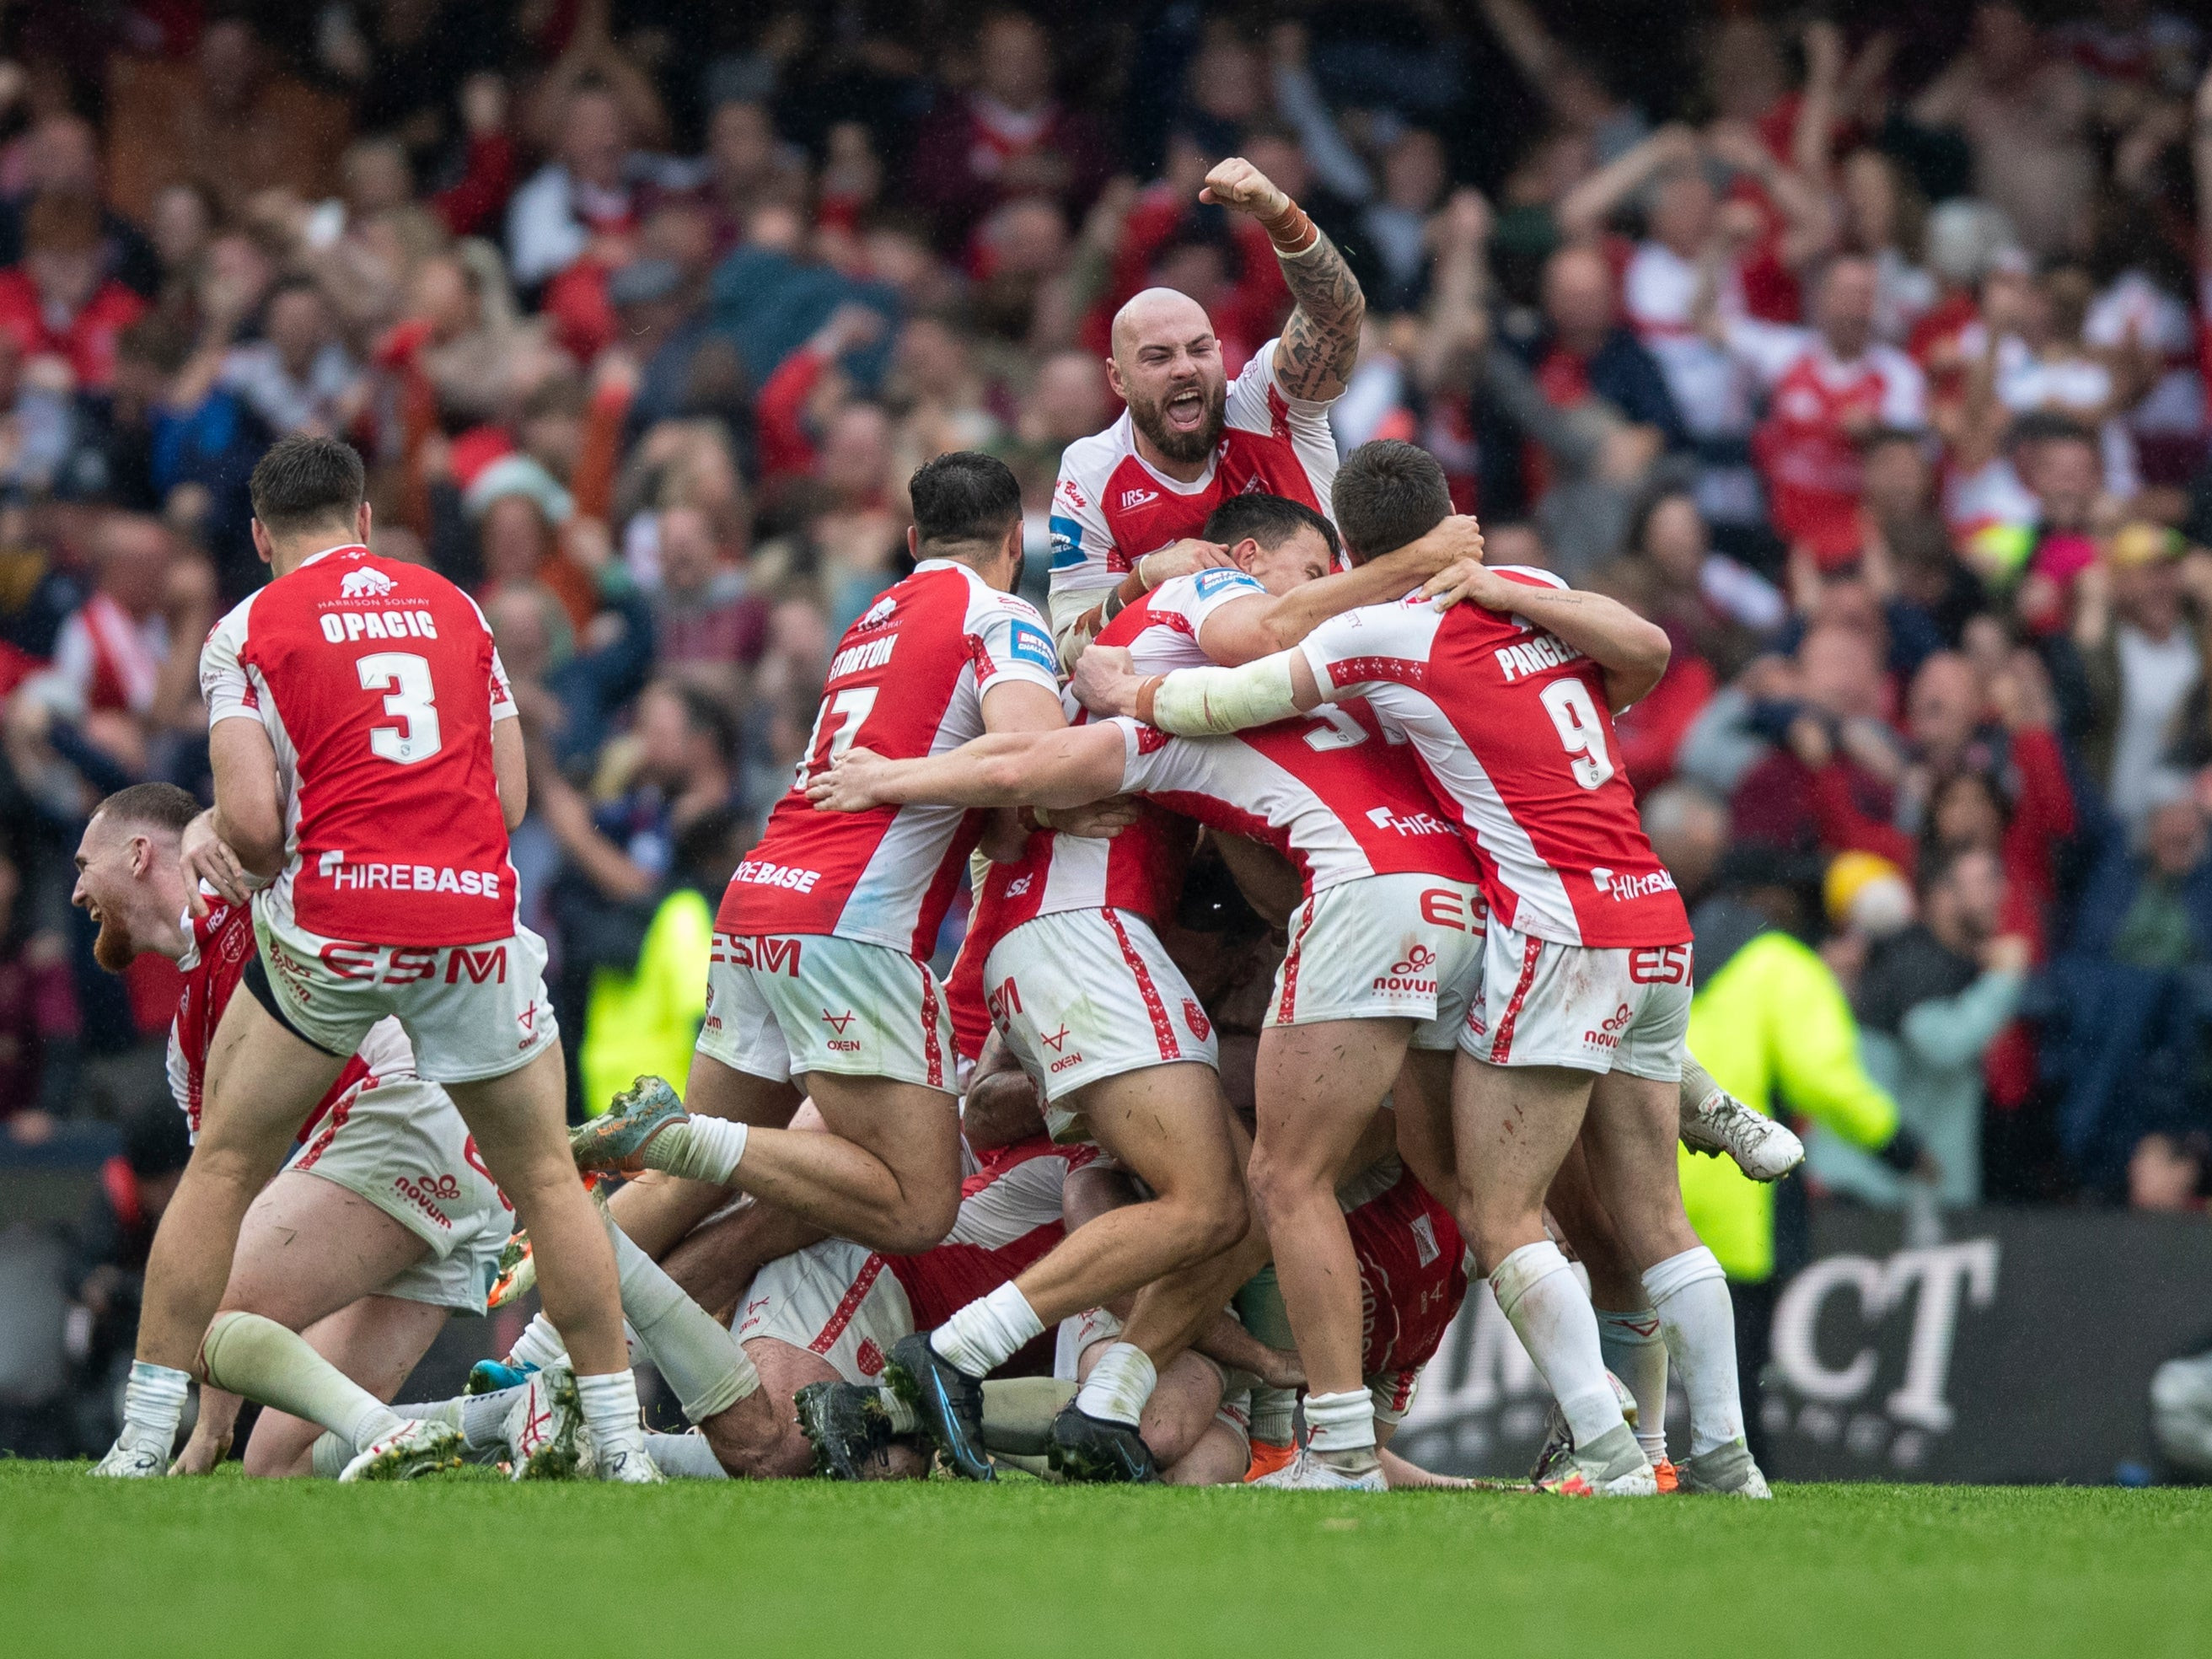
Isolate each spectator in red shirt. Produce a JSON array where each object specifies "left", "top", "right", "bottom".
[
  {"left": 909, "top": 10, "right": 1110, "bottom": 252},
  {"left": 0, "top": 194, "right": 148, "bottom": 392}
]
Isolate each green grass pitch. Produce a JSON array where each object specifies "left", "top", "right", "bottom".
[{"left": 5, "top": 1462, "right": 2209, "bottom": 1658}]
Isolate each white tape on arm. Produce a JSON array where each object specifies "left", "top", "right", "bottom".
[{"left": 1149, "top": 652, "right": 1302, "bottom": 737}]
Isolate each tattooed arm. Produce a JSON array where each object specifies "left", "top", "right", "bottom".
[{"left": 1200, "top": 156, "right": 1366, "bottom": 403}]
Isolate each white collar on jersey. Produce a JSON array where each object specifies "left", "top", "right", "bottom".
[
  {"left": 1110, "top": 408, "right": 1221, "bottom": 496},
  {"left": 295, "top": 542, "right": 372, "bottom": 571}
]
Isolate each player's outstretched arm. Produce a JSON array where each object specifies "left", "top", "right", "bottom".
[
  {"left": 1200, "top": 516, "right": 1489, "bottom": 665},
  {"left": 1202, "top": 157, "right": 1365, "bottom": 402},
  {"left": 1071, "top": 642, "right": 1327, "bottom": 737},
  {"left": 1426, "top": 566, "right": 1671, "bottom": 710},
  {"left": 807, "top": 726, "right": 1130, "bottom": 814},
  {"left": 491, "top": 716, "right": 528, "bottom": 831}
]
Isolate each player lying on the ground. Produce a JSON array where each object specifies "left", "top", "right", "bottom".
[{"left": 72, "top": 782, "right": 513, "bottom": 1480}]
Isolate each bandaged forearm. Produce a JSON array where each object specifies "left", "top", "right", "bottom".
[{"left": 1144, "top": 652, "right": 1302, "bottom": 736}]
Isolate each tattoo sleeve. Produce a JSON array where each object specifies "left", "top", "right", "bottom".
[{"left": 1272, "top": 227, "right": 1366, "bottom": 402}]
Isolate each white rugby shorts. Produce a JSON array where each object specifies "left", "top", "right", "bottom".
[
  {"left": 252, "top": 902, "right": 556, "bottom": 1084},
  {"left": 698, "top": 932, "right": 955, "bottom": 1093},
  {"left": 733, "top": 1237, "right": 914, "bottom": 1384},
  {"left": 1267, "top": 873, "right": 1485, "bottom": 1049},
  {"left": 983, "top": 908, "right": 1218, "bottom": 1104},
  {"left": 1461, "top": 917, "right": 1692, "bottom": 1081}
]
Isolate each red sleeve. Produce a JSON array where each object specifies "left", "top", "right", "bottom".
[
  {"left": 432, "top": 132, "right": 518, "bottom": 239},
  {"left": 1613, "top": 656, "right": 1715, "bottom": 792},
  {"left": 1809, "top": 761, "right": 1916, "bottom": 872},
  {"left": 2005, "top": 727, "right": 2076, "bottom": 841},
  {"left": 754, "top": 344, "right": 827, "bottom": 481}
]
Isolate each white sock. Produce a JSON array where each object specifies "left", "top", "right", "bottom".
[
  {"left": 645, "top": 1431, "right": 730, "bottom": 1478},
  {"left": 309, "top": 1395, "right": 466, "bottom": 1474},
  {"left": 1073, "top": 1342, "right": 1157, "bottom": 1428},
  {"left": 1490, "top": 1241, "right": 1624, "bottom": 1448},
  {"left": 310, "top": 1431, "right": 351, "bottom": 1479},
  {"left": 120, "top": 1360, "right": 191, "bottom": 1453},
  {"left": 1642, "top": 1246, "right": 1743, "bottom": 1458},
  {"left": 930, "top": 1282, "right": 1045, "bottom": 1378},
  {"left": 507, "top": 1314, "right": 568, "bottom": 1372},
  {"left": 878, "top": 1387, "right": 922, "bottom": 1436},
  {"left": 458, "top": 1386, "right": 523, "bottom": 1448},
  {"left": 609, "top": 1224, "right": 760, "bottom": 1419},
  {"left": 644, "top": 1117, "right": 749, "bottom": 1185},
  {"left": 1248, "top": 1385, "right": 1296, "bottom": 1447},
  {"left": 201, "top": 1312, "right": 401, "bottom": 1448},
  {"left": 574, "top": 1369, "right": 647, "bottom": 1459},
  {"left": 1597, "top": 1307, "right": 1670, "bottom": 1465},
  {"left": 1303, "top": 1388, "right": 1377, "bottom": 1458}
]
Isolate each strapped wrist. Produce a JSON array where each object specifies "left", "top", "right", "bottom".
[
  {"left": 1262, "top": 199, "right": 1319, "bottom": 257},
  {"left": 1135, "top": 674, "right": 1164, "bottom": 727}
]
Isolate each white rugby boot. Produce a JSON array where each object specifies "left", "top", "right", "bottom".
[
  {"left": 1680, "top": 1087, "right": 1804, "bottom": 1182},
  {"left": 89, "top": 1425, "right": 172, "bottom": 1477},
  {"left": 1250, "top": 1446, "right": 1388, "bottom": 1492},
  {"left": 1677, "top": 1437, "right": 1771, "bottom": 1498},
  {"left": 1536, "top": 1422, "right": 1659, "bottom": 1497},
  {"left": 338, "top": 1418, "right": 467, "bottom": 1482},
  {"left": 503, "top": 1366, "right": 587, "bottom": 1480}
]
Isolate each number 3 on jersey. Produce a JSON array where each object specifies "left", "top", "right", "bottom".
[
  {"left": 358, "top": 651, "right": 441, "bottom": 765},
  {"left": 1538, "top": 678, "right": 1613, "bottom": 790},
  {"left": 797, "top": 685, "right": 880, "bottom": 785}
]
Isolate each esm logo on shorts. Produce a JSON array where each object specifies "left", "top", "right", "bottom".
[{"left": 1627, "top": 945, "right": 1691, "bottom": 985}]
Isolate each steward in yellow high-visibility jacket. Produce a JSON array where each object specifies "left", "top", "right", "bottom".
[
  {"left": 1679, "top": 900, "right": 1920, "bottom": 1284},
  {"left": 578, "top": 884, "right": 714, "bottom": 1118}
]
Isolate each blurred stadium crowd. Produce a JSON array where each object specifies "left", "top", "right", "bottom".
[{"left": 4, "top": 0, "right": 2212, "bottom": 1449}]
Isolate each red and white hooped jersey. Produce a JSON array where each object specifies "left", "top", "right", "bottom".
[
  {"left": 1047, "top": 340, "right": 1338, "bottom": 604},
  {"left": 1099, "top": 573, "right": 1480, "bottom": 899},
  {"left": 200, "top": 544, "right": 520, "bottom": 948},
  {"left": 886, "top": 1136, "right": 1100, "bottom": 1328},
  {"left": 1345, "top": 1159, "right": 1469, "bottom": 1383},
  {"left": 1731, "top": 325, "right": 1926, "bottom": 562},
  {"left": 1298, "top": 569, "right": 1691, "bottom": 949},
  {"left": 165, "top": 894, "right": 405, "bottom": 1141},
  {"left": 721, "top": 560, "right": 1061, "bottom": 958}
]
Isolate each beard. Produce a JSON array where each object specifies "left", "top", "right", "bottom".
[
  {"left": 1128, "top": 377, "right": 1227, "bottom": 465},
  {"left": 92, "top": 912, "right": 136, "bottom": 974}
]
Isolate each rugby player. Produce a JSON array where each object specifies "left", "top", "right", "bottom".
[
  {"left": 1072, "top": 442, "right": 1772, "bottom": 1496},
  {"left": 93, "top": 437, "right": 649, "bottom": 1481},
  {"left": 806, "top": 497, "right": 1504, "bottom": 1491},
  {"left": 1048, "top": 156, "right": 1366, "bottom": 663},
  {"left": 72, "top": 782, "right": 507, "bottom": 1478}
]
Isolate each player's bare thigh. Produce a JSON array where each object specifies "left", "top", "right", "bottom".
[
  {"left": 796, "top": 1070, "right": 964, "bottom": 1243},
  {"left": 200, "top": 991, "right": 352, "bottom": 1178},
  {"left": 241, "top": 1295, "right": 448, "bottom": 1477},
  {"left": 1448, "top": 1053, "right": 1597, "bottom": 1272},
  {"left": 219, "top": 1171, "right": 432, "bottom": 1323},
  {"left": 1576, "top": 1068, "right": 1701, "bottom": 1266}
]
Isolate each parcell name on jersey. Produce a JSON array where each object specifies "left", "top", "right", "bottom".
[
  {"left": 318, "top": 852, "right": 501, "bottom": 897},
  {"left": 1493, "top": 633, "right": 1585, "bottom": 682},
  {"left": 1591, "top": 867, "right": 1678, "bottom": 902},
  {"left": 316, "top": 609, "right": 440, "bottom": 643},
  {"left": 733, "top": 858, "right": 823, "bottom": 893},
  {"left": 828, "top": 634, "right": 897, "bottom": 680},
  {"left": 1366, "top": 805, "right": 1454, "bottom": 837}
]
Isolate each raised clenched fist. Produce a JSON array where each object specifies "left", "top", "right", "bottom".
[{"left": 1200, "top": 158, "right": 1291, "bottom": 222}]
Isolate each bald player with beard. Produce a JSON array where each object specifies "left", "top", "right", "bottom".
[{"left": 1046, "top": 156, "right": 1366, "bottom": 665}]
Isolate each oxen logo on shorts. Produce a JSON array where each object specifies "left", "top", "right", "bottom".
[
  {"left": 821, "top": 1009, "right": 861, "bottom": 1053},
  {"left": 1182, "top": 999, "right": 1212, "bottom": 1041},
  {"left": 1038, "top": 1024, "right": 1071, "bottom": 1052},
  {"left": 341, "top": 566, "right": 396, "bottom": 599}
]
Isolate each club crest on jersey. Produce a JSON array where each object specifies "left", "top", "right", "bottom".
[
  {"left": 340, "top": 566, "right": 397, "bottom": 599},
  {"left": 1182, "top": 999, "right": 1212, "bottom": 1041}
]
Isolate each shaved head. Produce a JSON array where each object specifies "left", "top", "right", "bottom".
[{"left": 1107, "top": 287, "right": 1227, "bottom": 468}]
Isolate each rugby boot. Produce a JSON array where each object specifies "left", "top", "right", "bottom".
[
  {"left": 486, "top": 1227, "right": 535, "bottom": 1309},
  {"left": 570, "top": 1076, "right": 689, "bottom": 1176},
  {"left": 504, "top": 1366, "right": 587, "bottom": 1480},
  {"left": 1536, "top": 1422, "right": 1659, "bottom": 1497},
  {"left": 1680, "top": 1087, "right": 1803, "bottom": 1182},
  {"left": 795, "top": 1380, "right": 898, "bottom": 1480},
  {"left": 1653, "top": 1458, "right": 1679, "bottom": 1493},
  {"left": 88, "top": 1425, "right": 171, "bottom": 1478},
  {"left": 1046, "top": 1403, "right": 1159, "bottom": 1485},
  {"left": 1251, "top": 1446, "right": 1386, "bottom": 1492},
  {"left": 1243, "top": 1438, "right": 1297, "bottom": 1483},
  {"left": 466, "top": 1356, "right": 540, "bottom": 1396},
  {"left": 885, "top": 1333, "right": 995, "bottom": 1481},
  {"left": 1530, "top": 1369, "right": 1640, "bottom": 1485},
  {"left": 338, "top": 1418, "right": 467, "bottom": 1482},
  {"left": 1677, "top": 1437, "right": 1771, "bottom": 1498},
  {"left": 593, "top": 1439, "right": 665, "bottom": 1484}
]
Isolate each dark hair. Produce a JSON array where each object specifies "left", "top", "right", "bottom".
[
  {"left": 909, "top": 451, "right": 1022, "bottom": 553},
  {"left": 1919, "top": 837, "right": 1995, "bottom": 900},
  {"left": 250, "top": 435, "right": 366, "bottom": 534},
  {"left": 2009, "top": 411, "right": 2097, "bottom": 451},
  {"left": 93, "top": 781, "right": 201, "bottom": 837},
  {"left": 1201, "top": 492, "right": 1340, "bottom": 561},
  {"left": 1331, "top": 440, "right": 1451, "bottom": 564},
  {"left": 124, "top": 1097, "right": 192, "bottom": 1179},
  {"left": 1627, "top": 485, "right": 1699, "bottom": 556},
  {"left": 266, "top": 273, "right": 325, "bottom": 310}
]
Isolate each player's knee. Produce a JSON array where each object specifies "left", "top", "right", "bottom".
[
  {"left": 1184, "top": 1196, "right": 1250, "bottom": 1260},
  {"left": 1244, "top": 1146, "right": 1327, "bottom": 1221},
  {"left": 885, "top": 1193, "right": 959, "bottom": 1256}
]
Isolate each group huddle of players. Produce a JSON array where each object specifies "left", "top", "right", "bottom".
[{"left": 77, "top": 158, "right": 1799, "bottom": 1496}]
